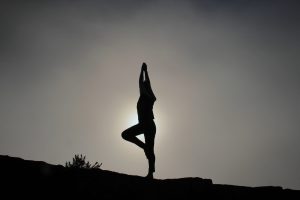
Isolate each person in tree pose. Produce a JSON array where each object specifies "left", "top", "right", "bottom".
[{"left": 122, "top": 62, "right": 157, "bottom": 179}]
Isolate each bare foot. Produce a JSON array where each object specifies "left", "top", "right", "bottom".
[{"left": 145, "top": 173, "right": 153, "bottom": 179}]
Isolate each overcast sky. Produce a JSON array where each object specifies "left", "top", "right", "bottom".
[{"left": 1, "top": 0, "right": 300, "bottom": 189}]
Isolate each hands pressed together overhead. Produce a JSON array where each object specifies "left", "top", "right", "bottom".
[{"left": 142, "top": 62, "right": 147, "bottom": 71}]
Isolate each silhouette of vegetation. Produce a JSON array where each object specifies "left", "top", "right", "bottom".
[{"left": 65, "top": 154, "right": 102, "bottom": 169}]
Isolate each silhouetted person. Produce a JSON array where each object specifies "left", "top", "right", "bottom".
[{"left": 122, "top": 62, "right": 157, "bottom": 179}]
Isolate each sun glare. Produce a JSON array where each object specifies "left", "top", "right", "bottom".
[
  {"left": 122, "top": 105, "right": 165, "bottom": 144},
  {"left": 126, "top": 112, "right": 145, "bottom": 142},
  {"left": 127, "top": 112, "right": 138, "bottom": 127}
]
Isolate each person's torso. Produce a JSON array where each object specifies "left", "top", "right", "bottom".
[{"left": 137, "top": 95, "right": 155, "bottom": 122}]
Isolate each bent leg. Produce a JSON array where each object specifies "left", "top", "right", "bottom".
[{"left": 121, "top": 124, "right": 145, "bottom": 149}]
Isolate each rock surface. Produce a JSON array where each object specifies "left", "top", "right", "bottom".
[{"left": 0, "top": 155, "right": 299, "bottom": 199}]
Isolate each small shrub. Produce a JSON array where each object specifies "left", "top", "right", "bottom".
[{"left": 65, "top": 154, "right": 102, "bottom": 169}]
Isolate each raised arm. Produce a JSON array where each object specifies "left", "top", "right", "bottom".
[
  {"left": 144, "top": 68, "right": 150, "bottom": 82},
  {"left": 144, "top": 70, "right": 156, "bottom": 101},
  {"left": 139, "top": 63, "right": 156, "bottom": 101},
  {"left": 139, "top": 64, "right": 145, "bottom": 94}
]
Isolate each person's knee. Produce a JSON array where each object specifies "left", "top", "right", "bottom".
[{"left": 121, "top": 130, "right": 130, "bottom": 140}]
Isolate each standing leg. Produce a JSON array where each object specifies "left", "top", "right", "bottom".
[
  {"left": 144, "top": 121, "right": 156, "bottom": 178},
  {"left": 121, "top": 124, "right": 145, "bottom": 149}
]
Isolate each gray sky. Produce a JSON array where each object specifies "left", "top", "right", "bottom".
[{"left": 1, "top": 0, "right": 300, "bottom": 189}]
